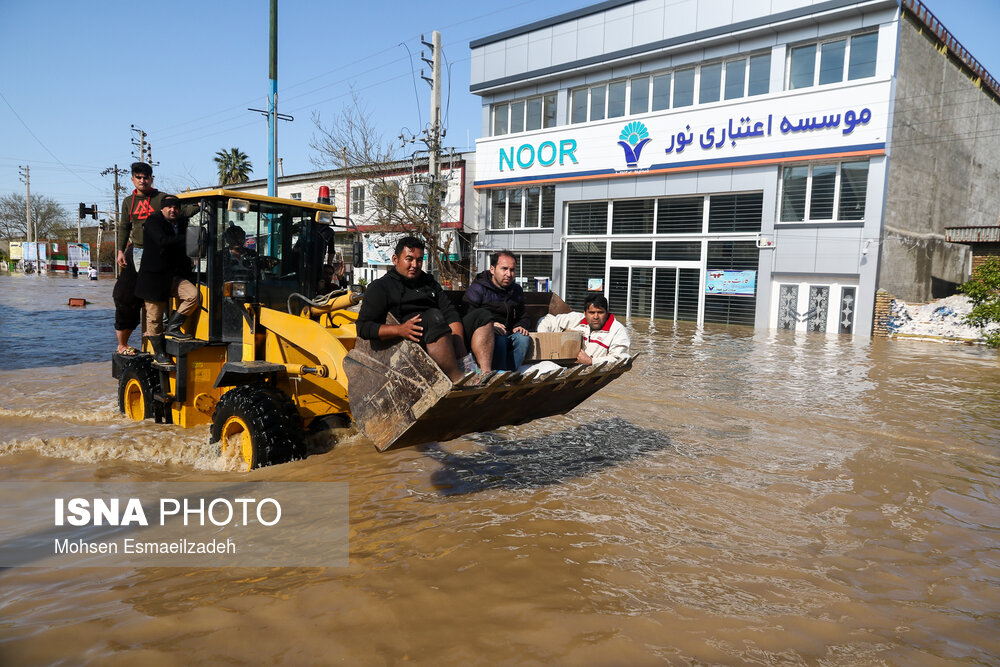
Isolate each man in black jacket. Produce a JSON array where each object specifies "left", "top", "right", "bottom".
[
  {"left": 463, "top": 250, "right": 531, "bottom": 371},
  {"left": 135, "top": 196, "right": 201, "bottom": 363},
  {"left": 357, "top": 236, "right": 493, "bottom": 381}
]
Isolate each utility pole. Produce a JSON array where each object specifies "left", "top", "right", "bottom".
[
  {"left": 269, "top": 0, "right": 278, "bottom": 196},
  {"left": 420, "top": 30, "right": 442, "bottom": 276},
  {"left": 18, "top": 165, "right": 32, "bottom": 262},
  {"left": 247, "top": 0, "right": 292, "bottom": 196},
  {"left": 96, "top": 219, "right": 103, "bottom": 275},
  {"left": 131, "top": 125, "right": 157, "bottom": 165},
  {"left": 101, "top": 164, "right": 128, "bottom": 278}
]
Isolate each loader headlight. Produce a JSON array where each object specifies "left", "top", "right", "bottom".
[
  {"left": 314, "top": 210, "right": 333, "bottom": 224},
  {"left": 223, "top": 281, "right": 248, "bottom": 299}
]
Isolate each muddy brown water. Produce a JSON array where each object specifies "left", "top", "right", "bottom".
[{"left": 0, "top": 273, "right": 998, "bottom": 664}]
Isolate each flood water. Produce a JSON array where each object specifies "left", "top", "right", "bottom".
[{"left": 1, "top": 272, "right": 998, "bottom": 664}]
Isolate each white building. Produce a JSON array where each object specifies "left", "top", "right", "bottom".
[{"left": 470, "top": 0, "right": 1000, "bottom": 335}]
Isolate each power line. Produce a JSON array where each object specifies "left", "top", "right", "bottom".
[{"left": 0, "top": 89, "right": 101, "bottom": 191}]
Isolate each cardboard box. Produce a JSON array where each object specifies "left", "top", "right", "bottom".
[{"left": 524, "top": 332, "right": 583, "bottom": 362}]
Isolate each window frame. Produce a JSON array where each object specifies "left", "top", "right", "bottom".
[
  {"left": 489, "top": 185, "right": 556, "bottom": 229},
  {"left": 350, "top": 185, "right": 365, "bottom": 215},
  {"left": 785, "top": 31, "right": 879, "bottom": 90},
  {"left": 568, "top": 50, "right": 771, "bottom": 123},
  {"left": 492, "top": 92, "right": 558, "bottom": 136},
  {"left": 511, "top": 253, "right": 555, "bottom": 292},
  {"left": 778, "top": 160, "right": 870, "bottom": 223}
]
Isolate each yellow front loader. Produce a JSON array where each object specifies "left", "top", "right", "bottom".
[{"left": 112, "top": 191, "right": 635, "bottom": 469}]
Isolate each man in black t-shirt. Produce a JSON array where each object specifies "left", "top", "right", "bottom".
[{"left": 357, "top": 236, "right": 493, "bottom": 380}]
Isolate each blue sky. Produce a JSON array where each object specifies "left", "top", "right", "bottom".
[{"left": 1, "top": 0, "right": 998, "bottom": 219}]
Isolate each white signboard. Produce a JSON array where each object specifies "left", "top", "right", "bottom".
[
  {"left": 363, "top": 233, "right": 404, "bottom": 266},
  {"left": 474, "top": 80, "right": 892, "bottom": 188},
  {"left": 22, "top": 242, "right": 48, "bottom": 262},
  {"left": 67, "top": 243, "right": 91, "bottom": 269}
]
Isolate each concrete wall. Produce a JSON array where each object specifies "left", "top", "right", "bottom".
[{"left": 881, "top": 12, "right": 1000, "bottom": 301}]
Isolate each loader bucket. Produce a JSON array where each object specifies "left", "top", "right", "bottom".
[{"left": 344, "top": 335, "right": 636, "bottom": 452}]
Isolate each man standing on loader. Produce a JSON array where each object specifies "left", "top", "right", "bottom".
[
  {"left": 357, "top": 236, "right": 494, "bottom": 382},
  {"left": 134, "top": 195, "right": 201, "bottom": 364},
  {"left": 113, "top": 162, "right": 168, "bottom": 356}
]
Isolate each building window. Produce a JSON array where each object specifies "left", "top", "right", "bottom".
[
  {"left": 611, "top": 199, "right": 654, "bottom": 235},
  {"left": 708, "top": 193, "right": 764, "bottom": 233},
  {"left": 721, "top": 53, "right": 771, "bottom": 100},
  {"left": 375, "top": 182, "right": 399, "bottom": 214},
  {"left": 699, "top": 62, "right": 722, "bottom": 104},
  {"left": 724, "top": 59, "right": 746, "bottom": 100},
  {"left": 565, "top": 241, "right": 607, "bottom": 310},
  {"left": 610, "top": 241, "right": 653, "bottom": 260},
  {"left": 491, "top": 190, "right": 506, "bottom": 229},
  {"left": 848, "top": 33, "right": 878, "bottom": 79},
  {"left": 630, "top": 75, "right": 650, "bottom": 115},
  {"left": 571, "top": 88, "right": 588, "bottom": 123},
  {"left": 492, "top": 93, "right": 557, "bottom": 136},
  {"left": 787, "top": 32, "right": 878, "bottom": 90},
  {"left": 493, "top": 103, "right": 509, "bottom": 136},
  {"left": 673, "top": 68, "right": 695, "bottom": 107},
  {"left": 779, "top": 160, "right": 869, "bottom": 222},
  {"left": 290, "top": 192, "right": 302, "bottom": 200},
  {"left": 570, "top": 53, "right": 770, "bottom": 123},
  {"left": 510, "top": 100, "right": 524, "bottom": 133},
  {"left": 748, "top": 54, "right": 770, "bottom": 95},
  {"left": 608, "top": 80, "right": 626, "bottom": 118},
  {"left": 508, "top": 190, "right": 523, "bottom": 229},
  {"left": 656, "top": 197, "right": 703, "bottom": 234},
  {"left": 651, "top": 72, "right": 671, "bottom": 111},
  {"left": 489, "top": 185, "right": 555, "bottom": 229},
  {"left": 567, "top": 202, "right": 608, "bottom": 235},
  {"left": 508, "top": 254, "right": 554, "bottom": 292},
  {"left": 590, "top": 84, "right": 606, "bottom": 121},
  {"left": 351, "top": 186, "right": 365, "bottom": 215}
]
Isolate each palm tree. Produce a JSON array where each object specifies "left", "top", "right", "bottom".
[{"left": 214, "top": 148, "right": 253, "bottom": 185}]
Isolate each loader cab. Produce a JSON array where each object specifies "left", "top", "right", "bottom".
[{"left": 181, "top": 191, "right": 340, "bottom": 346}]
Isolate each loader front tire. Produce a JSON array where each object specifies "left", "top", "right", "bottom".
[
  {"left": 210, "top": 385, "right": 305, "bottom": 470},
  {"left": 118, "top": 357, "right": 161, "bottom": 422}
]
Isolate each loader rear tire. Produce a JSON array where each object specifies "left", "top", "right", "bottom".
[
  {"left": 210, "top": 385, "right": 305, "bottom": 470},
  {"left": 118, "top": 357, "right": 162, "bottom": 422}
]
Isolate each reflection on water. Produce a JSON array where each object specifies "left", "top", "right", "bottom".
[
  {"left": 425, "top": 418, "right": 676, "bottom": 494},
  {"left": 1, "top": 274, "right": 999, "bottom": 664}
]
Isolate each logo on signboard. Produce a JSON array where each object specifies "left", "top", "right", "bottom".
[{"left": 617, "top": 122, "right": 651, "bottom": 168}]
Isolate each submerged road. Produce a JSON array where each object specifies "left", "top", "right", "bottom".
[{"left": 0, "top": 273, "right": 998, "bottom": 664}]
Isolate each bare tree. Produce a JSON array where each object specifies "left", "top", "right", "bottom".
[
  {"left": 310, "top": 92, "right": 469, "bottom": 287},
  {"left": 0, "top": 193, "right": 70, "bottom": 240}
]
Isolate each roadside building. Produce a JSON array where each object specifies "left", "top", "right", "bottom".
[
  {"left": 470, "top": 0, "right": 1000, "bottom": 336},
  {"left": 214, "top": 153, "right": 478, "bottom": 286}
]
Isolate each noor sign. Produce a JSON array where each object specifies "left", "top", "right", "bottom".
[{"left": 475, "top": 80, "right": 890, "bottom": 189}]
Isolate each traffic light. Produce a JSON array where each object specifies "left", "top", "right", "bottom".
[
  {"left": 90, "top": 204, "right": 97, "bottom": 220},
  {"left": 78, "top": 202, "right": 87, "bottom": 218}
]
